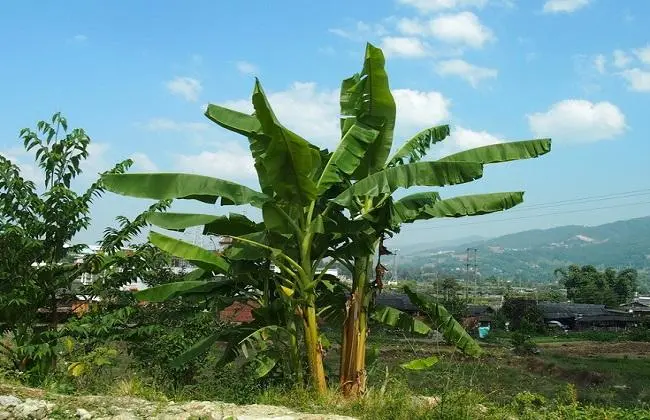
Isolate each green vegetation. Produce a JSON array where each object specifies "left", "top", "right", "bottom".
[
  {"left": 555, "top": 264, "right": 637, "bottom": 305},
  {"left": 2, "top": 42, "right": 649, "bottom": 420},
  {"left": 98, "top": 42, "right": 550, "bottom": 397}
]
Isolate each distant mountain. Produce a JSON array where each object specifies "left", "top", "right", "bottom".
[
  {"left": 400, "top": 216, "right": 650, "bottom": 283},
  {"left": 394, "top": 235, "right": 486, "bottom": 254}
]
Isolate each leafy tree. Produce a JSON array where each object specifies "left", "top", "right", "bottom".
[
  {"left": 555, "top": 264, "right": 637, "bottom": 306},
  {"left": 500, "top": 297, "right": 546, "bottom": 334},
  {"left": 0, "top": 113, "right": 131, "bottom": 377}
]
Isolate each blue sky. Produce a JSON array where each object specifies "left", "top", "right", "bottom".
[{"left": 1, "top": 0, "right": 649, "bottom": 247}]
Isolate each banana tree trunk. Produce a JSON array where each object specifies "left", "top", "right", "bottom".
[
  {"left": 302, "top": 302, "right": 327, "bottom": 394},
  {"left": 339, "top": 256, "right": 371, "bottom": 397}
]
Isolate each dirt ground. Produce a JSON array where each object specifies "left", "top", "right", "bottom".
[{"left": 537, "top": 340, "right": 650, "bottom": 358}]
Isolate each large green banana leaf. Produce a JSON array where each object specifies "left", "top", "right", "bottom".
[
  {"left": 147, "top": 212, "right": 261, "bottom": 236},
  {"left": 400, "top": 192, "right": 524, "bottom": 225},
  {"left": 102, "top": 173, "right": 268, "bottom": 207},
  {"left": 224, "top": 232, "right": 274, "bottom": 261},
  {"left": 317, "top": 122, "right": 379, "bottom": 193},
  {"left": 401, "top": 355, "right": 439, "bottom": 371},
  {"left": 204, "top": 104, "right": 263, "bottom": 138},
  {"left": 371, "top": 305, "right": 432, "bottom": 335},
  {"left": 347, "top": 43, "right": 397, "bottom": 178},
  {"left": 333, "top": 161, "right": 484, "bottom": 208},
  {"left": 404, "top": 286, "right": 481, "bottom": 357},
  {"left": 392, "top": 191, "right": 441, "bottom": 223},
  {"left": 171, "top": 331, "right": 224, "bottom": 367},
  {"left": 437, "top": 139, "right": 551, "bottom": 164},
  {"left": 203, "top": 105, "right": 273, "bottom": 196},
  {"left": 252, "top": 79, "right": 320, "bottom": 205},
  {"left": 149, "top": 231, "right": 229, "bottom": 274},
  {"left": 387, "top": 125, "right": 451, "bottom": 167},
  {"left": 339, "top": 74, "right": 361, "bottom": 137},
  {"left": 133, "top": 279, "right": 232, "bottom": 303}
]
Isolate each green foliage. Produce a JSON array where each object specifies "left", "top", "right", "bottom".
[
  {"left": 510, "top": 332, "right": 538, "bottom": 355},
  {"left": 500, "top": 297, "right": 546, "bottom": 334},
  {"left": 556, "top": 264, "right": 638, "bottom": 306},
  {"left": 0, "top": 113, "right": 132, "bottom": 379},
  {"left": 404, "top": 286, "right": 482, "bottom": 357}
]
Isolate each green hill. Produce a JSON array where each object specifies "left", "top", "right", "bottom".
[{"left": 400, "top": 216, "right": 650, "bottom": 283}]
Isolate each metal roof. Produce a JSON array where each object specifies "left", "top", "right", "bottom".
[{"left": 538, "top": 302, "right": 608, "bottom": 319}]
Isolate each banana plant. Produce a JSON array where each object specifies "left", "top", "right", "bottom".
[
  {"left": 102, "top": 51, "right": 489, "bottom": 394},
  {"left": 332, "top": 44, "right": 552, "bottom": 396}
]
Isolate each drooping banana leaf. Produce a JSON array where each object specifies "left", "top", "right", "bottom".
[
  {"left": 204, "top": 104, "right": 263, "bottom": 138},
  {"left": 404, "top": 286, "right": 482, "bottom": 357},
  {"left": 147, "top": 212, "right": 261, "bottom": 236},
  {"left": 387, "top": 125, "right": 451, "bottom": 167},
  {"left": 203, "top": 105, "right": 274, "bottom": 196},
  {"left": 401, "top": 355, "right": 439, "bottom": 371},
  {"left": 149, "top": 231, "right": 229, "bottom": 274},
  {"left": 102, "top": 173, "right": 268, "bottom": 207},
  {"left": 346, "top": 43, "right": 397, "bottom": 178},
  {"left": 406, "top": 192, "right": 524, "bottom": 223},
  {"left": 317, "top": 122, "right": 379, "bottom": 193},
  {"left": 262, "top": 202, "right": 300, "bottom": 235},
  {"left": 437, "top": 139, "right": 551, "bottom": 164},
  {"left": 333, "top": 161, "right": 484, "bottom": 208},
  {"left": 223, "top": 231, "right": 271, "bottom": 261},
  {"left": 252, "top": 79, "right": 320, "bottom": 205},
  {"left": 371, "top": 305, "right": 432, "bottom": 335},
  {"left": 170, "top": 331, "right": 225, "bottom": 367},
  {"left": 133, "top": 278, "right": 232, "bottom": 303},
  {"left": 391, "top": 191, "right": 441, "bottom": 224}
]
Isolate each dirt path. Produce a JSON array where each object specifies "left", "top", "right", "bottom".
[{"left": 0, "top": 383, "right": 355, "bottom": 420}]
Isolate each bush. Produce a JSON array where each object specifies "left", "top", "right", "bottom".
[
  {"left": 511, "top": 332, "right": 538, "bottom": 355},
  {"left": 627, "top": 325, "right": 650, "bottom": 342},
  {"left": 124, "top": 303, "right": 226, "bottom": 389}
]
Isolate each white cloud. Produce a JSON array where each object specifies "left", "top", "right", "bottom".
[
  {"left": 174, "top": 142, "right": 257, "bottom": 180},
  {"left": 593, "top": 54, "right": 606, "bottom": 74},
  {"left": 1, "top": 148, "right": 42, "bottom": 185},
  {"left": 72, "top": 34, "right": 88, "bottom": 43},
  {"left": 543, "top": 0, "right": 590, "bottom": 13},
  {"left": 329, "top": 21, "right": 387, "bottom": 41},
  {"left": 393, "top": 89, "right": 451, "bottom": 129},
  {"left": 396, "top": 18, "right": 426, "bottom": 35},
  {"left": 380, "top": 37, "right": 430, "bottom": 58},
  {"left": 129, "top": 153, "right": 158, "bottom": 172},
  {"left": 429, "top": 12, "right": 495, "bottom": 48},
  {"left": 236, "top": 61, "right": 258, "bottom": 75},
  {"left": 620, "top": 68, "right": 650, "bottom": 92},
  {"left": 396, "top": 0, "right": 488, "bottom": 13},
  {"left": 435, "top": 59, "right": 497, "bottom": 87},
  {"left": 437, "top": 126, "right": 501, "bottom": 157},
  {"left": 139, "top": 118, "right": 210, "bottom": 132},
  {"left": 527, "top": 100, "right": 626, "bottom": 143},
  {"left": 613, "top": 49, "right": 632, "bottom": 69},
  {"left": 165, "top": 76, "right": 202, "bottom": 102},
  {"left": 634, "top": 44, "right": 650, "bottom": 65}
]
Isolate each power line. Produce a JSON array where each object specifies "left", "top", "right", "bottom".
[
  {"left": 503, "top": 189, "right": 650, "bottom": 214},
  {"left": 406, "top": 200, "right": 650, "bottom": 231}
]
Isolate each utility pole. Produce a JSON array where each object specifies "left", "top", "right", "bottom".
[
  {"left": 393, "top": 249, "right": 400, "bottom": 282},
  {"left": 465, "top": 248, "right": 470, "bottom": 301},
  {"left": 466, "top": 248, "right": 477, "bottom": 301},
  {"left": 473, "top": 248, "right": 478, "bottom": 298}
]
